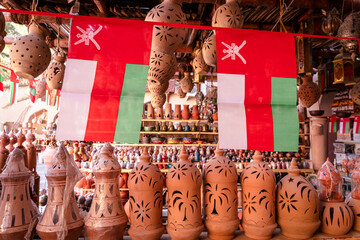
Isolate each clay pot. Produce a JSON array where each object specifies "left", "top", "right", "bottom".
[
  {"left": 25, "top": 130, "right": 36, "bottom": 173},
  {"left": 36, "top": 144, "right": 84, "bottom": 240},
  {"left": 174, "top": 105, "right": 181, "bottom": 120},
  {"left": 320, "top": 201, "right": 354, "bottom": 235},
  {"left": 192, "top": 105, "right": 199, "bottom": 120},
  {"left": 10, "top": 22, "right": 51, "bottom": 79},
  {"left": 148, "top": 50, "right": 177, "bottom": 85},
  {"left": 240, "top": 151, "right": 277, "bottom": 239},
  {"left": 85, "top": 143, "right": 128, "bottom": 240},
  {"left": 165, "top": 103, "right": 172, "bottom": 119},
  {"left": 351, "top": 82, "right": 360, "bottom": 105},
  {"left": 212, "top": 0, "right": 244, "bottom": 28},
  {"left": 151, "top": 93, "right": 166, "bottom": 108},
  {"left": 179, "top": 72, "right": 193, "bottom": 93},
  {"left": 212, "top": 112, "right": 218, "bottom": 121},
  {"left": 148, "top": 81, "right": 169, "bottom": 95},
  {"left": 35, "top": 78, "right": 46, "bottom": 99},
  {"left": 7, "top": 130, "right": 17, "bottom": 152},
  {"left": 0, "top": 131, "right": 10, "bottom": 171},
  {"left": 166, "top": 146, "right": 203, "bottom": 240},
  {"left": 181, "top": 105, "right": 190, "bottom": 120},
  {"left": 346, "top": 197, "right": 360, "bottom": 232},
  {"left": 128, "top": 147, "right": 164, "bottom": 240},
  {"left": 16, "top": 130, "right": 28, "bottom": 168},
  {"left": 156, "top": 107, "right": 164, "bottom": 119},
  {"left": 202, "top": 31, "right": 217, "bottom": 67},
  {"left": 0, "top": 148, "right": 38, "bottom": 239},
  {"left": 204, "top": 146, "right": 239, "bottom": 240},
  {"left": 193, "top": 50, "right": 209, "bottom": 75},
  {"left": 298, "top": 75, "right": 321, "bottom": 108},
  {"left": 176, "top": 87, "right": 186, "bottom": 98},
  {"left": 44, "top": 54, "right": 66, "bottom": 90},
  {"left": 276, "top": 159, "right": 320, "bottom": 239},
  {"left": 147, "top": 104, "right": 155, "bottom": 119}
]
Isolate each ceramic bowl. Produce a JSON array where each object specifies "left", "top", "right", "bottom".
[
  {"left": 168, "top": 137, "right": 181, "bottom": 144},
  {"left": 151, "top": 137, "right": 165, "bottom": 144},
  {"left": 183, "top": 137, "right": 193, "bottom": 144},
  {"left": 309, "top": 110, "right": 324, "bottom": 116},
  {"left": 144, "top": 126, "right": 155, "bottom": 131}
]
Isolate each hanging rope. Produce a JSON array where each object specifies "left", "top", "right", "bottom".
[{"left": 271, "top": 0, "right": 295, "bottom": 32}]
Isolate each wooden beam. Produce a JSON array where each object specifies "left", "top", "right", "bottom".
[{"left": 3, "top": 12, "right": 71, "bottom": 25}]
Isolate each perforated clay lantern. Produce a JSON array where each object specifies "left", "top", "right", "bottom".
[{"left": 44, "top": 54, "right": 66, "bottom": 90}]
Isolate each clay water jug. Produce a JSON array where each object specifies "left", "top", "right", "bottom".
[
  {"left": 241, "top": 151, "right": 277, "bottom": 239},
  {"left": 298, "top": 75, "right": 321, "bottom": 108},
  {"left": 147, "top": 104, "right": 155, "bottom": 119},
  {"left": 36, "top": 144, "right": 84, "bottom": 240},
  {"left": 204, "top": 146, "right": 239, "bottom": 240},
  {"left": 0, "top": 131, "right": 10, "bottom": 171},
  {"left": 276, "top": 159, "right": 320, "bottom": 239},
  {"left": 166, "top": 146, "right": 203, "bottom": 240},
  {"left": 128, "top": 147, "right": 164, "bottom": 240},
  {"left": 165, "top": 103, "right": 172, "bottom": 119},
  {"left": 174, "top": 104, "right": 181, "bottom": 120},
  {"left": 25, "top": 130, "right": 36, "bottom": 173},
  {"left": 181, "top": 105, "right": 190, "bottom": 120},
  {"left": 7, "top": 130, "right": 17, "bottom": 152},
  {"left": 192, "top": 105, "right": 199, "bottom": 120},
  {"left": 0, "top": 148, "right": 38, "bottom": 239},
  {"left": 16, "top": 129, "right": 28, "bottom": 168},
  {"left": 85, "top": 143, "right": 128, "bottom": 240},
  {"left": 346, "top": 163, "right": 360, "bottom": 232}
]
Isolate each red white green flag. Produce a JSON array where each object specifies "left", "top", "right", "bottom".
[
  {"left": 56, "top": 17, "right": 152, "bottom": 142},
  {"left": 29, "top": 79, "right": 36, "bottom": 103},
  {"left": 216, "top": 28, "right": 298, "bottom": 151},
  {"left": 329, "top": 116, "right": 337, "bottom": 133},
  {"left": 353, "top": 116, "right": 360, "bottom": 134},
  {"left": 339, "top": 117, "right": 350, "bottom": 134},
  {"left": 9, "top": 71, "right": 19, "bottom": 104},
  {"left": 0, "top": 74, "right": 3, "bottom": 92}
]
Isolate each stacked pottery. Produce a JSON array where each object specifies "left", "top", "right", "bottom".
[
  {"left": 276, "top": 159, "right": 320, "bottom": 239},
  {"left": 44, "top": 53, "right": 66, "bottom": 90},
  {"left": 7, "top": 130, "right": 17, "bottom": 152},
  {"left": 166, "top": 146, "right": 203, "bottom": 240},
  {"left": 203, "top": 146, "right": 239, "bottom": 240},
  {"left": 0, "top": 130, "right": 10, "bottom": 171},
  {"left": 346, "top": 163, "right": 360, "bottom": 232},
  {"left": 317, "top": 158, "right": 354, "bottom": 235},
  {"left": 0, "top": 148, "right": 38, "bottom": 239},
  {"left": 36, "top": 144, "right": 84, "bottom": 240},
  {"left": 16, "top": 129, "right": 28, "bottom": 168},
  {"left": 128, "top": 147, "right": 164, "bottom": 240},
  {"left": 85, "top": 143, "right": 128, "bottom": 240},
  {"left": 241, "top": 151, "right": 277, "bottom": 239},
  {"left": 298, "top": 75, "right": 321, "bottom": 108}
]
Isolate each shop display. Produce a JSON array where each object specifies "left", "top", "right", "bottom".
[
  {"left": 44, "top": 53, "right": 66, "bottom": 90},
  {"left": 346, "top": 163, "right": 360, "bottom": 232},
  {"left": 241, "top": 151, "right": 277, "bottom": 240},
  {"left": 0, "top": 130, "right": 9, "bottom": 171},
  {"left": 298, "top": 75, "right": 321, "bottom": 108}
]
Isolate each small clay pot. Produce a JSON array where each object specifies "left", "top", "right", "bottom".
[
  {"left": 181, "top": 105, "right": 190, "bottom": 120},
  {"left": 180, "top": 72, "right": 193, "bottom": 93},
  {"left": 192, "top": 105, "right": 199, "bottom": 120},
  {"left": 174, "top": 105, "right": 181, "bottom": 120},
  {"left": 320, "top": 201, "right": 354, "bottom": 235},
  {"left": 147, "top": 104, "right": 155, "bottom": 119},
  {"left": 44, "top": 54, "right": 66, "bottom": 90}
]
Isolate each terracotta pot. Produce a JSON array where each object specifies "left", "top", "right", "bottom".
[
  {"left": 298, "top": 75, "right": 321, "bottom": 108},
  {"left": 276, "top": 159, "right": 320, "bottom": 239},
  {"left": 44, "top": 54, "right": 66, "bottom": 90},
  {"left": 151, "top": 93, "right": 166, "bottom": 108},
  {"left": 351, "top": 82, "right": 360, "bottom": 105},
  {"left": 148, "top": 81, "right": 169, "bottom": 95},
  {"left": 240, "top": 151, "right": 277, "bottom": 239},
  {"left": 148, "top": 50, "right": 177, "bottom": 86},
  {"left": 320, "top": 200, "right": 354, "bottom": 235},
  {"left": 0, "top": 148, "right": 38, "bottom": 239},
  {"left": 202, "top": 31, "right": 217, "bottom": 67},
  {"left": 181, "top": 105, "right": 190, "bottom": 120},
  {"left": 156, "top": 107, "right": 164, "bottom": 119},
  {"left": 174, "top": 105, "right": 181, "bottom": 120},
  {"left": 346, "top": 197, "right": 360, "bottom": 232},
  {"left": 193, "top": 50, "right": 209, "bottom": 75},
  {"left": 16, "top": 130, "right": 28, "bottom": 168},
  {"left": 7, "top": 130, "right": 17, "bottom": 152},
  {"left": 192, "top": 105, "right": 199, "bottom": 120},
  {"left": 0, "top": 131, "right": 10, "bottom": 171},
  {"left": 212, "top": 0, "right": 244, "bottom": 28},
  {"left": 165, "top": 103, "right": 172, "bottom": 119},
  {"left": 180, "top": 72, "right": 193, "bottom": 93},
  {"left": 204, "top": 146, "right": 239, "bottom": 240},
  {"left": 85, "top": 143, "right": 128, "bottom": 240},
  {"left": 212, "top": 112, "right": 218, "bottom": 121},
  {"left": 36, "top": 144, "right": 84, "bottom": 240},
  {"left": 166, "top": 146, "right": 203, "bottom": 240},
  {"left": 147, "top": 104, "right": 155, "bottom": 119},
  {"left": 10, "top": 22, "right": 51, "bottom": 79},
  {"left": 25, "top": 130, "right": 36, "bottom": 173},
  {"left": 128, "top": 147, "right": 164, "bottom": 240}
]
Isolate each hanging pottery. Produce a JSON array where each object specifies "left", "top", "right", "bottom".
[
  {"left": 0, "top": 131, "right": 9, "bottom": 171},
  {"left": 346, "top": 163, "right": 360, "bottom": 232},
  {"left": 321, "top": 8, "right": 341, "bottom": 36},
  {"left": 0, "top": 148, "right": 38, "bottom": 239},
  {"left": 7, "top": 130, "right": 17, "bottom": 152},
  {"left": 193, "top": 50, "right": 209, "bottom": 75},
  {"left": 204, "top": 146, "right": 238, "bottom": 240},
  {"left": 44, "top": 54, "right": 66, "bottom": 90},
  {"left": 150, "top": 93, "right": 166, "bottom": 108},
  {"left": 25, "top": 130, "right": 36, "bottom": 173},
  {"left": 10, "top": 21, "right": 51, "bottom": 79},
  {"left": 176, "top": 87, "right": 186, "bottom": 98},
  {"left": 212, "top": 0, "right": 244, "bottom": 28},
  {"left": 148, "top": 81, "right": 169, "bottom": 95},
  {"left": 351, "top": 82, "right": 360, "bottom": 105},
  {"left": 128, "top": 147, "right": 164, "bottom": 240},
  {"left": 36, "top": 144, "right": 84, "bottom": 240},
  {"left": 179, "top": 72, "right": 193, "bottom": 93},
  {"left": 85, "top": 143, "right": 128, "bottom": 239},
  {"left": 337, "top": 11, "right": 360, "bottom": 55},
  {"left": 35, "top": 78, "right": 46, "bottom": 99},
  {"left": 202, "top": 32, "right": 216, "bottom": 67},
  {"left": 148, "top": 50, "right": 177, "bottom": 86},
  {"left": 241, "top": 151, "right": 277, "bottom": 239},
  {"left": 166, "top": 146, "right": 203, "bottom": 240},
  {"left": 276, "top": 159, "right": 320, "bottom": 239},
  {"left": 298, "top": 75, "right": 321, "bottom": 108}
]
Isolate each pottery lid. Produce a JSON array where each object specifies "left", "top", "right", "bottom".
[
  {"left": 288, "top": 158, "right": 300, "bottom": 175},
  {"left": 214, "top": 144, "right": 225, "bottom": 156},
  {"left": 93, "top": 143, "right": 121, "bottom": 172},
  {"left": 139, "top": 147, "right": 151, "bottom": 163},
  {"left": 178, "top": 145, "right": 189, "bottom": 161},
  {"left": 252, "top": 150, "right": 263, "bottom": 162},
  {"left": 0, "top": 148, "right": 31, "bottom": 176}
]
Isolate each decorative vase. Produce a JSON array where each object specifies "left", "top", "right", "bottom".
[
  {"left": 0, "top": 148, "right": 38, "bottom": 239},
  {"left": 44, "top": 54, "right": 66, "bottom": 90},
  {"left": 212, "top": 112, "right": 218, "bottom": 121},
  {"left": 192, "top": 105, "right": 199, "bottom": 120},
  {"left": 156, "top": 107, "right": 164, "bottom": 119},
  {"left": 202, "top": 31, "right": 217, "bottom": 67},
  {"left": 147, "top": 104, "right": 155, "bottom": 119},
  {"left": 240, "top": 151, "right": 277, "bottom": 239},
  {"left": 204, "top": 146, "right": 239, "bottom": 240},
  {"left": 212, "top": 0, "right": 244, "bottom": 28},
  {"left": 181, "top": 105, "right": 190, "bottom": 120},
  {"left": 148, "top": 50, "right": 177, "bottom": 85},
  {"left": 10, "top": 21, "right": 51, "bottom": 79},
  {"left": 276, "top": 159, "right": 320, "bottom": 239},
  {"left": 351, "top": 82, "right": 360, "bottom": 105},
  {"left": 128, "top": 147, "right": 164, "bottom": 240},
  {"left": 0, "top": 131, "right": 10, "bottom": 171},
  {"left": 25, "top": 130, "right": 36, "bottom": 173},
  {"left": 298, "top": 75, "right": 321, "bottom": 108},
  {"left": 36, "top": 144, "right": 84, "bottom": 240},
  {"left": 7, "top": 129, "right": 17, "bottom": 152},
  {"left": 165, "top": 103, "right": 172, "bottom": 119},
  {"left": 166, "top": 146, "right": 203, "bottom": 240},
  {"left": 180, "top": 72, "right": 193, "bottom": 93},
  {"left": 174, "top": 105, "right": 181, "bottom": 120},
  {"left": 85, "top": 143, "right": 128, "bottom": 240},
  {"left": 346, "top": 197, "right": 360, "bottom": 232},
  {"left": 16, "top": 130, "right": 28, "bottom": 168},
  {"left": 151, "top": 93, "right": 166, "bottom": 108}
]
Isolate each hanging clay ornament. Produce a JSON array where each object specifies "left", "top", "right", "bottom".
[
  {"left": 351, "top": 82, "right": 360, "bottom": 105},
  {"left": 0, "top": 131, "right": 10, "bottom": 171},
  {"left": 7, "top": 129, "right": 17, "bottom": 152},
  {"left": 179, "top": 72, "right": 193, "bottom": 93},
  {"left": 176, "top": 87, "right": 186, "bottom": 98},
  {"left": 85, "top": 143, "right": 128, "bottom": 240},
  {"left": 276, "top": 159, "right": 320, "bottom": 239},
  {"left": 148, "top": 81, "right": 169, "bottom": 95},
  {"left": 16, "top": 129, "right": 28, "bottom": 168},
  {"left": 151, "top": 93, "right": 166, "bottom": 108},
  {"left": 44, "top": 54, "right": 66, "bottom": 90},
  {"left": 202, "top": 31, "right": 217, "bottom": 67},
  {"left": 298, "top": 75, "right": 321, "bottom": 108},
  {"left": 204, "top": 146, "right": 239, "bottom": 240},
  {"left": 0, "top": 148, "right": 38, "bottom": 239},
  {"left": 25, "top": 130, "right": 36, "bottom": 173},
  {"left": 36, "top": 144, "right": 84, "bottom": 240},
  {"left": 241, "top": 151, "right": 277, "bottom": 239},
  {"left": 212, "top": 0, "right": 244, "bottom": 28},
  {"left": 193, "top": 50, "right": 209, "bottom": 75},
  {"left": 128, "top": 147, "right": 164, "bottom": 240},
  {"left": 10, "top": 21, "right": 51, "bottom": 79},
  {"left": 145, "top": 0, "right": 187, "bottom": 54},
  {"left": 346, "top": 163, "right": 360, "bottom": 232},
  {"left": 166, "top": 146, "right": 203, "bottom": 240},
  {"left": 35, "top": 78, "right": 46, "bottom": 99},
  {"left": 148, "top": 50, "right": 177, "bottom": 85}
]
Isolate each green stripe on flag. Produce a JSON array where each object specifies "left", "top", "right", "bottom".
[
  {"left": 9, "top": 81, "right": 14, "bottom": 104},
  {"left": 30, "top": 88, "right": 36, "bottom": 96},
  {"left": 271, "top": 77, "right": 299, "bottom": 152},
  {"left": 114, "top": 64, "right": 149, "bottom": 143},
  {"left": 333, "top": 122, "right": 337, "bottom": 132}
]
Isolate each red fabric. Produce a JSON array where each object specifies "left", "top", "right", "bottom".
[{"left": 29, "top": 79, "right": 36, "bottom": 103}]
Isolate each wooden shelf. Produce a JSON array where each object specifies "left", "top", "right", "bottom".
[
  {"left": 335, "top": 140, "right": 360, "bottom": 144},
  {"left": 140, "top": 131, "right": 218, "bottom": 135}
]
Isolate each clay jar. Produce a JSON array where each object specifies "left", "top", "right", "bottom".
[
  {"left": 155, "top": 107, "right": 164, "bottom": 119},
  {"left": 192, "top": 105, "right": 199, "bottom": 120},
  {"left": 179, "top": 72, "right": 193, "bottom": 93},
  {"left": 147, "top": 104, "right": 155, "bottom": 119},
  {"left": 298, "top": 75, "right": 321, "bottom": 108},
  {"left": 16, "top": 130, "right": 28, "bottom": 168},
  {"left": 174, "top": 104, "right": 181, "bottom": 120},
  {"left": 276, "top": 159, "right": 320, "bottom": 239},
  {"left": 85, "top": 143, "right": 128, "bottom": 240},
  {"left": 0, "top": 148, "right": 38, "bottom": 239},
  {"left": 25, "top": 130, "right": 36, "bottom": 173},
  {"left": 0, "top": 131, "right": 10, "bottom": 171},
  {"left": 203, "top": 146, "right": 239, "bottom": 240},
  {"left": 165, "top": 103, "right": 172, "bottom": 119},
  {"left": 128, "top": 147, "right": 164, "bottom": 240},
  {"left": 166, "top": 146, "right": 203, "bottom": 240},
  {"left": 36, "top": 144, "right": 84, "bottom": 240},
  {"left": 181, "top": 105, "right": 190, "bottom": 120},
  {"left": 241, "top": 151, "right": 277, "bottom": 239},
  {"left": 212, "top": 0, "right": 244, "bottom": 28},
  {"left": 44, "top": 54, "right": 66, "bottom": 90}
]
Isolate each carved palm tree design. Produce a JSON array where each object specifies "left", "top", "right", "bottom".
[
  {"left": 129, "top": 164, "right": 150, "bottom": 184},
  {"left": 278, "top": 190, "right": 298, "bottom": 213},
  {"left": 169, "top": 190, "right": 200, "bottom": 221},
  {"left": 242, "top": 163, "right": 275, "bottom": 182},
  {"left": 243, "top": 189, "right": 272, "bottom": 216},
  {"left": 205, "top": 159, "right": 235, "bottom": 177},
  {"left": 205, "top": 183, "right": 232, "bottom": 215}
]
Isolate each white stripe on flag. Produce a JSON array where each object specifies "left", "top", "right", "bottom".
[
  {"left": 56, "top": 59, "right": 97, "bottom": 140},
  {"left": 218, "top": 73, "right": 247, "bottom": 149}
]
